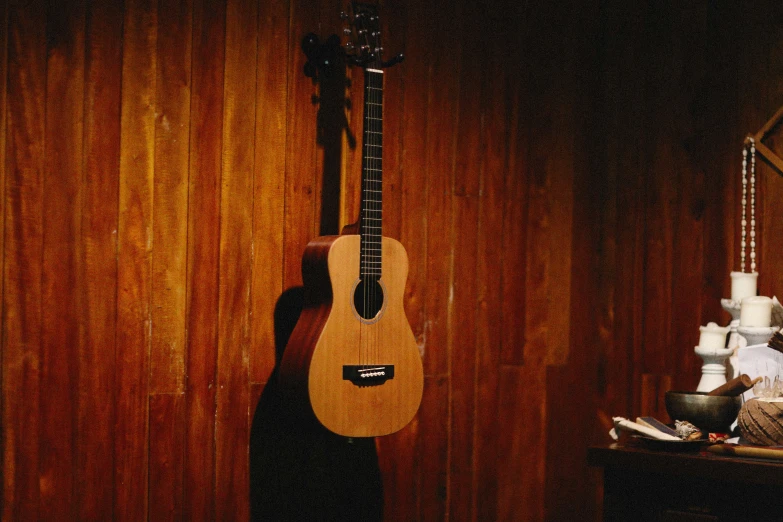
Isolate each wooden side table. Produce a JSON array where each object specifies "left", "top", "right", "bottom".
[{"left": 588, "top": 443, "right": 783, "bottom": 521}]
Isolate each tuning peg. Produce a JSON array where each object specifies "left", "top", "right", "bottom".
[
  {"left": 343, "top": 28, "right": 351, "bottom": 35},
  {"left": 302, "top": 33, "right": 320, "bottom": 55},
  {"left": 340, "top": 11, "right": 348, "bottom": 20},
  {"left": 381, "top": 53, "right": 404, "bottom": 69},
  {"left": 345, "top": 42, "right": 355, "bottom": 52}
]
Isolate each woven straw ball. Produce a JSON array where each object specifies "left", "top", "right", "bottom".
[{"left": 737, "top": 399, "right": 783, "bottom": 446}]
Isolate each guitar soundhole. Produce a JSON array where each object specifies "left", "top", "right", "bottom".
[{"left": 353, "top": 277, "right": 385, "bottom": 322}]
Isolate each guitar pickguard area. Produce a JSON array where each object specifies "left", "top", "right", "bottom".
[{"left": 342, "top": 364, "right": 395, "bottom": 387}]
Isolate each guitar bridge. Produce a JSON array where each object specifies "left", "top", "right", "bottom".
[{"left": 343, "top": 365, "right": 395, "bottom": 387}]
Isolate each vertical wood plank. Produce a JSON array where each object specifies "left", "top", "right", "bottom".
[
  {"left": 398, "top": 0, "right": 429, "bottom": 365},
  {"left": 150, "top": 0, "right": 192, "bottom": 394},
  {"left": 417, "top": 0, "right": 461, "bottom": 518},
  {"left": 422, "top": 0, "right": 458, "bottom": 378},
  {"left": 477, "top": 4, "right": 520, "bottom": 519},
  {"left": 149, "top": 393, "right": 185, "bottom": 521},
  {"left": 183, "top": 0, "right": 225, "bottom": 518},
  {"left": 251, "top": 0, "right": 288, "bottom": 383},
  {"left": 77, "top": 0, "right": 123, "bottom": 518},
  {"left": 497, "top": 365, "right": 546, "bottom": 522},
  {"left": 115, "top": 1, "right": 157, "bottom": 519},
  {"left": 388, "top": 1, "right": 429, "bottom": 507},
  {"left": 0, "top": 2, "right": 6, "bottom": 508},
  {"left": 0, "top": 0, "right": 6, "bottom": 392},
  {"left": 701, "top": 2, "right": 738, "bottom": 333},
  {"left": 448, "top": 0, "right": 483, "bottom": 517},
  {"left": 418, "top": 375, "right": 449, "bottom": 522},
  {"left": 282, "top": 0, "right": 319, "bottom": 289},
  {"left": 40, "top": 1, "right": 86, "bottom": 517},
  {"left": 378, "top": 3, "right": 404, "bottom": 242},
  {"left": 214, "top": 0, "right": 256, "bottom": 518},
  {"left": 601, "top": 0, "right": 648, "bottom": 418},
  {"left": 758, "top": 3, "right": 783, "bottom": 297},
  {"left": 544, "top": 10, "right": 602, "bottom": 517},
  {"left": 3, "top": 1, "right": 46, "bottom": 518},
  {"left": 670, "top": 6, "right": 709, "bottom": 390},
  {"left": 499, "top": 19, "right": 529, "bottom": 370},
  {"left": 640, "top": 10, "right": 675, "bottom": 382}
]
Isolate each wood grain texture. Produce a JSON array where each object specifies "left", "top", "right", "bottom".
[
  {"left": 40, "top": 1, "right": 85, "bottom": 517},
  {"left": 5, "top": 1, "right": 783, "bottom": 520},
  {"left": 183, "top": 0, "right": 224, "bottom": 518},
  {"left": 78, "top": 1, "right": 122, "bottom": 519},
  {"left": 115, "top": 0, "right": 156, "bottom": 519},
  {"left": 150, "top": 0, "right": 191, "bottom": 394},
  {"left": 282, "top": 0, "right": 319, "bottom": 289},
  {"left": 214, "top": 0, "right": 256, "bottom": 519},
  {"left": 3, "top": 1, "right": 46, "bottom": 518},
  {"left": 0, "top": 0, "right": 6, "bottom": 509},
  {"left": 149, "top": 393, "right": 186, "bottom": 521},
  {"left": 449, "top": 22, "right": 482, "bottom": 522},
  {"left": 252, "top": 0, "right": 289, "bottom": 384}
]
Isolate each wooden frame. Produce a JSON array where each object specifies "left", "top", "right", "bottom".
[{"left": 752, "top": 105, "right": 783, "bottom": 176}]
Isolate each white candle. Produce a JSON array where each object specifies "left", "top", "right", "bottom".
[
  {"left": 731, "top": 271, "right": 758, "bottom": 301},
  {"left": 740, "top": 296, "right": 773, "bottom": 327},
  {"left": 698, "top": 322, "right": 730, "bottom": 349}
]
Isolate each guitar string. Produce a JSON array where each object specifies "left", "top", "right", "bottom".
[
  {"left": 373, "top": 69, "right": 381, "bottom": 368},
  {"left": 364, "top": 69, "right": 381, "bottom": 368},
  {"left": 374, "top": 69, "right": 382, "bottom": 368},
  {"left": 368, "top": 69, "right": 376, "bottom": 368}
]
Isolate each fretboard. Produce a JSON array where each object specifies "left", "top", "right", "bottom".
[{"left": 360, "top": 68, "right": 383, "bottom": 280}]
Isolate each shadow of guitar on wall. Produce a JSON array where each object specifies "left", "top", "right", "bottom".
[{"left": 249, "top": 33, "right": 383, "bottom": 522}]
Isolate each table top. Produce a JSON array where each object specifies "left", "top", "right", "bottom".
[{"left": 588, "top": 443, "right": 783, "bottom": 486}]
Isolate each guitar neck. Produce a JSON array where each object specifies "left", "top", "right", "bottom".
[{"left": 360, "top": 68, "right": 384, "bottom": 280}]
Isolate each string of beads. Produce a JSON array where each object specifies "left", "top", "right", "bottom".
[{"left": 741, "top": 137, "right": 757, "bottom": 274}]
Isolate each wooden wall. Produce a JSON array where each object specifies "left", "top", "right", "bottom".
[{"left": 3, "top": 0, "right": 783, "bottom": 520}]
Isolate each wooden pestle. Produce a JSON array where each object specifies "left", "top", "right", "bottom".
[{"left": 707, "top": 374, "right": 762, "bottom": 397}]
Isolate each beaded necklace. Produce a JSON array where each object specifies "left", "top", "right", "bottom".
[{"left": 741, "top": 137, "right": 757, "bottom": 274}]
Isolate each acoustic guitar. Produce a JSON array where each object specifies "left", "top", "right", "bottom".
[{"left": 279, "top": 3, "right": 423, "bottom": 438}]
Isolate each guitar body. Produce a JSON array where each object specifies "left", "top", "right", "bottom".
[{"left": 280, "top": 234, "right": 424, "bottom": 437}]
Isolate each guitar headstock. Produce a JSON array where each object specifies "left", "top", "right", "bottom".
[{"left": 342, "top": 2, "right": 403, "bottom": 69}]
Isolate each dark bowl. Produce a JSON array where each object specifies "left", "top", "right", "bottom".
[{"left": 664, "top": 391, "right": 742, "bottom": 433}]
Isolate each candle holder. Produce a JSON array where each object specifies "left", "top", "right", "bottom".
[
  {"left": 722, "top": 298, "right": 745, "bottom": 380},
  {"left": 721, "top": 298, "right": 741, "bottom": 327},
  {"left": 737, "top": 325, "right": 780, "bottom": 347},
  {"left": 694, "top": 344, "right": 735, "bottom": 392}
]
